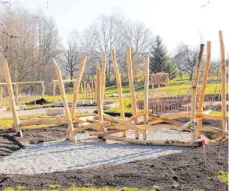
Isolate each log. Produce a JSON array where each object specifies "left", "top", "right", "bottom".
[
  {"left": 104, "top": 135, "right": 202, "bottom": 147},
  {"left": 53, "top": 59, "right": 75, "bottom": 141},
  {"left": 127, "top": 47, "right": 138, "bottom": 139},
  {"left": 47, "top": 108, "right": 64, "bottom": 116},
  {"left": 111, "top": 49, "right": 126, "bottom": 137},
  {"left": 3, "top": 61, "right": 22, "bottom": 137},
  {"left": 74, "top": 123, "right": 102, "bottom": 133},
  {"left": 190, "top": 44, "right": 204, "bottom": 141},
  {"left": 144, "top": 56, "right": 149, "bottom": 125},
  {"left": 19, "top": 118, "right": 68, "bottom": 127},
  {"left": 96, "top": 65, "right": 103, "bottom": 126},
  {"left": 197, "top": 41, "right": 211, "bottom": 137},
  {"left": 71, "top": 56, "right": 87, "bottom": 118},
  {"left": 219, "top": 31, "right": 227, "bottom": 132}
]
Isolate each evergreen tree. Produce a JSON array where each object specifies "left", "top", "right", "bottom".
[
  {"left": 149, "top": 36, "right": 167, "bottom": 73},
  {"left": 164, "top": 57, "right": 178, "bottom": 79}
]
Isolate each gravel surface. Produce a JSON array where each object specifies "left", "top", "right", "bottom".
[{"left": 0, "top": 130, "right": 190, "bottom": 175}]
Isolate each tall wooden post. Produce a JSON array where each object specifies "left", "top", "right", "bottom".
[
  {"left": 127, "top": 47, "right": 139, "bottom": 139},
  {"left": 219, "top": 31, "right": 227, "bottom": 132},
  {"left": 143, "top": 56, "right": 149, "bottom": 140},
  {"left": 100, "top": 56, "right": 107, "bottom": 121},
  {"left": 3, "top": 60, "right": 22, "bottom": 137},
  {"left": 53, "top": 59, "right": 75, "bottom": 141},
  {"left": 111, "top": 49, "right": 126, "bottom": 137},
  {"left": 71, "top": 56, "right": 87, "bottom": 119},
  {"left": 190, "top": 44, "right": 204, "bottom": 141},
  {"left": 96, "top": 65, "right": 103, "bottom": 126},
  {"left": 197, "top": 41, "right": 211, "bottom": 137}
]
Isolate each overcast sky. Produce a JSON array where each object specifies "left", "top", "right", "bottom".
[{"left": 14, "top": 0, "right": 229, "bottom": 58}]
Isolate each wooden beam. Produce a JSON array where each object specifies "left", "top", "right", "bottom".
[
  {"left": 190, "top": 44, "right": 204, "bottom": 141},
  {"left": 127, "top": 47, "right": 139, "bottom": 139},
  {"left": 71, "top": 56, "right": 87, "bottom": 119},
  {"left": 19, "top": 118, "right": 68, "bottom": 127},
  {"left": 3, "top": 60, "right": 22, "bottom": 137},
  {"left": 197, "top": 41, "right": 211, "bottom": 138},
  {"left": 219, "top": 31, "right": 227, "bottom": 132},
  {"left": 111, "top": 49, "right": 126, "bottom": 137},
  {"left": 53, "top": 59, "right": 75, "bottom": 141},
  {"left": 104, "top": 135, "right": 202, "bottom": 147}
]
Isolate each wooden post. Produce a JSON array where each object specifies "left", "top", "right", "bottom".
[
  {"left": 53, "top": 59, "right": 75, "bottom": 141},
  {"left": 91, "top": 79, "right": 94, "bottom": 100},
  {"left": 127, "top": 47, "right": 139, "bottom": 139},
  {"left": 219, "top": 31, "right": 227, "bottom": 132},
  {"left": 41, "top": 81, "right": 45, "bottom": 98},
  {"left": 197, "top": 41, "right": 211, "bottom": 137},
  {"left": 53, "top": 81, "right": 56, "bottom": 101},
  {"left": 81, "top": 83, "right": 84, "bottom": 99},
  {"left": 84, "top": 81, "right": 87, "bottom": 99},
  {"left": 111, "top": 49, "right": 126, "bottom": 137},
  {"left": 190, "top": 44, "right": 204, "bottom": 141},
  {"left": 71, "top": 56, "right": 87, "bottom": 119},
  {"left": 143, "top": 56, "right": 149, "bottom": 140},
  {"left": 96, "top": 65, "right": 103, "bottom": 126},
  {"left": 3, "top": 61, "right": 22, "bottom": 137}
]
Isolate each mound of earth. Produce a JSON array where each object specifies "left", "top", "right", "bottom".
[{"left": 25, "top": 98, "right": 50, "bottom": 105}]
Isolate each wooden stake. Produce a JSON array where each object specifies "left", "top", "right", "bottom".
[
  {"left": 3, "top": 61, "right": 22, "bottom": 136},
  {"left": 219, "top": 31, "right": 227, "bottom": 132},
  {"left": 127, "top": 47, "right": 139, "bottom": 139},
  {"left": 197, "top": 41, "right": 211, "bottom": 137},
  {"left": 71, "top": 56, "right": 87, "bottom": 119},
  {"left": 111, "top": 49, "right": 126, "bottom": 137},
  {"left": 190, "top": 44, "right": 204, "bottom": 141},
  {"left": 53, "top": 59, "right": 75, "bottom": 141},
  {"left": 100, "top": 56, "right": 107, "bottom": 121},
  {"left": 144, "top": 56, "right": 149, "bottom": 125},
  {"left": 41, "top": 81, "right": 45, "bottom": 98},
  {"left": 96, "top": 65, "right": 103, "bottom": 124}
]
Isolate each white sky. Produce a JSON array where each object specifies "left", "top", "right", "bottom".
[{"left": 13, "top": 0, "right": 229, "bottom": 58}]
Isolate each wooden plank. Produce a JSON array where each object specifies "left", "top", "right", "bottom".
[
  {"left": 19, "top": 118, "right": 68, "bottom": 127},
  {"left": 53, "top": 59, "right": 75, "bottom": 141},
  {"left": 190, "top": 44, "right": 204, "bottom": 141},
  {"left": 3, "top": 60, "right": 22, "bottom": 137},
  {"left": 127, "top": 47, "right": 139, "bottom": 139},
  {"left": 71, "top": 56, "right": 87, "bottom": 119},
  {"left": 219, "top": 31, "right": 227, "bottom": 132},
  {"left": 197, "top": 41, "right": 211, "bottom": 137},
  {"left": 111, "top": 49, "right": 126, "bottom": 137},
  {"left": 104, "top": 135, "right": 202, "bottom": 147}
]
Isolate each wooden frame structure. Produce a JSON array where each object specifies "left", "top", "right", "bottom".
[{"left": 1, "top": 31, "right": 227, "bottom": 146}]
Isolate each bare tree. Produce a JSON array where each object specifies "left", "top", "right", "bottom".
[
  {"left": 61, "top": 30, "right": 81, "bottom": 80},
  {"left": 173, "top": 44, "right": 199, "bottom": 81}
]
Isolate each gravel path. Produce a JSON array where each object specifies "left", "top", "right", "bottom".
[{"left": 0, "top": 130, "right": 190, "bottom": 175}]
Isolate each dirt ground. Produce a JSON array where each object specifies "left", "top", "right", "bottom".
[{"left": 0, "top": 126, "right": 228, "bottom": 191}]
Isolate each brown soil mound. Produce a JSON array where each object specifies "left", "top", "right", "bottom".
[
  {"left": 0, "top": 127, "right": 228, "bottom": 191},
  {"left": 25, "top": 98, "right": 50, "bottom": 105}
]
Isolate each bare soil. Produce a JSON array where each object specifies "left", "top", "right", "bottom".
[{"left": 0, "top": 126, "right": 228, "bottom": 191}]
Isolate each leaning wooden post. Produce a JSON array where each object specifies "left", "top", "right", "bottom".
[
  {"left": 143, "top": 56, "right": 149, "bottom": 140},
  {"left": 53, "top": 59, "right": 75, "bottom": 141},
  {"left": 71, "top": 56, "right": 87, "bottom": 119},
  {"left": 197, "top": 41, "right": 211, "bottom": 138},
  {"left": 127, "top": 47, "right": 139, "bottom": 139},
  {"left": 3, "top": 60, "right": 22, "bottom": 137},
  {"left": 112, "top": 49, "right": 126, "bottom": 137},
  {"left": 219, "top": 31, "right": 227, "bottom": 132},
  {"left": 96, "top": 65, "right": 103, "bottom": 127},
  {"left": 190, "top": 44, "right": 204, "bottom": 141}
]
